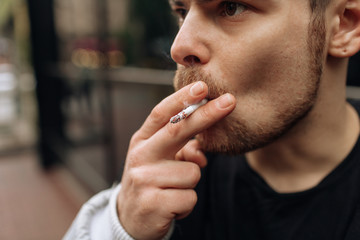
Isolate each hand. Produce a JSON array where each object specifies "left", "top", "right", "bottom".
[{"left": 117, "top": 81, "right": 236, "bottom": 240}]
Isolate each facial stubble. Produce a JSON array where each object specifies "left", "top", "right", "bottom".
[{"left": 173, "top": 17, "right": 326, "bottom": 155}]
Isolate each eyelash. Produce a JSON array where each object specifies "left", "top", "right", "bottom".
[
  {"left": 172, "top": 1, "right": 248, "bottom": 23},
  {"left": 172, "top": 6, "right": 187, "bottom": 24},
  {"left": 174, "top": 8, "right": 187, "bottom": 20},
  {"left": 220, "top": 2, "right": 248, "bottom": 18}
]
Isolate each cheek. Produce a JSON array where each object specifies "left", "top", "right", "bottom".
[
  {"left": 207, "top": 5, "right": 313, "bottom": 124},
  {"left": 214, "top": 34, "right": 312, "bottom": 123},
  {"left": 214, "top": 10, "right": 310, "bottom": 89},
  {"left": 220, "top": 40, "right": 309, "bottom": 96}
]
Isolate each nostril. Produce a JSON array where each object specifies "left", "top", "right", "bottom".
[{"left": 184, "top": 55, "right": 201, "bottom": 65}]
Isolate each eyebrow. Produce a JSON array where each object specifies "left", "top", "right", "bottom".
[
  {"left": 169, "top": 0, "right": 216, "bottom": 6},
  {"left": 169, "top": 0, "right": 185, "bottom": 7},
  {"left": 196, "top": 0, "right": 216, "bottom": 3}
]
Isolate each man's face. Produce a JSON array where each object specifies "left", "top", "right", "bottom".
[{"left": 171, "top": 0, "right": 326, "bottom": 154}]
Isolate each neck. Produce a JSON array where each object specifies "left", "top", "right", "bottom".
[{"left": 246, "top": 57, "right": 360, "bottom": 193}]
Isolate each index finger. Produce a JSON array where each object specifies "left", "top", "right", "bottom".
[
  {"left": 134, "top": 81, "right": 208, "bottom": 141},
  {"left": 148, "top": 93, "right": 236, "bottom": 159}
]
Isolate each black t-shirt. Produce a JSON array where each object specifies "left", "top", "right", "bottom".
[{"left": 171, "top": 100, "right": 360, "bottom": 240}]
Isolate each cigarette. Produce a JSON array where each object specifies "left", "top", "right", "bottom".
[{"left": 170, "top": 99, "right": 208, "bottom": 124}]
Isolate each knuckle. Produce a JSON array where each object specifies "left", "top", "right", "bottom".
[
  {"left": 127, "top": 167, "right": 149, "bottom": 187},
  {"left": 182, "top": 142, "right": 192, "bottom": 153},
  {"left": 186, "top": 189, "right": 198, "bottom": 207},
  {"left": 137, "top": 189, "right": 165, "bottom": 217},
  {"left": 165, "top": 123, "right": 182, "bottom": 139},
  {"left": 187, "top": 163, "right": 201, "bottom": 187},
  {"left": 175, "top": 150, "right": 184, "bottom": 161},
  {"left": 154, "top": 221, "right": 172, "bottom": 236},
  {"left": 150, "top": 106, "right": 167, "bottom": 125},
  {"left": 126, "top": 147, "right": 144, "bottom": 167},
  {"left": 130, "top": 130, "right": 141, "bottom": 145},
  {"left": 139, "top": 189, "right": 155, "bottom": 208},
  {"left": 199, "top": 107, "right": 216, "bottom": 122},
  {"left": 137, "top": 195, "right": 155, "bottom": 218}
]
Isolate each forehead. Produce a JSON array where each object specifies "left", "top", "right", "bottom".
[
  {"left": 169, "top": 0, "right": 287, "bottom": 8},
  {"left": 169, "top": 0, "right": 314, "bottom": 15},
  {"left": 169, "top": 0, "right": 217, "bottom": 5}
]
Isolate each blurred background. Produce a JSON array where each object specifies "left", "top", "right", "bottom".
[
  {"left": 0, "top": 0, "right": 177, "bottom": 239},
  {"left": 0, "top": 0, "right": 359, "bottom": 239}
]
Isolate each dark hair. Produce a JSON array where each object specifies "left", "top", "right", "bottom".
[
  {"left": 307, "top": 0, "right": 331, "bottom": 86},
  {"left": 310, "top": 0, "right": 332, "bottom": 12}
]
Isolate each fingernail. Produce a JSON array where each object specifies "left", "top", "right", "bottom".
[
  {"left": 216, "top": 94, "right": 233, "bottom": 109},
  {"left": 190, "top": 82, "right": 204, "bottom": 97}
]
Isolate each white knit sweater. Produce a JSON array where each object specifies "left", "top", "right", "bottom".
[{"left": 63, "top": 184, "right": 174, "bottom": 240}]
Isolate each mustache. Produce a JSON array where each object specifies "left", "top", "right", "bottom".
[{"left": 174, "top": 67, "right": 233, "bottom": 100}]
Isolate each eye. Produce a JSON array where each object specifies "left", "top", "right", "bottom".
[
  {"left": 222, "top": 2, "right": 247, "bottom": 17},
  {"left": 172, "top": 7, "right": 188, "bottom": 23},
  {"left": 176, "top": 8, "right": 187, "bottom": 19}
]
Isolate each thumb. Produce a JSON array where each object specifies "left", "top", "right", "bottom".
[{"left": 175, "top": 139, "right": 207, "bottom": 168}]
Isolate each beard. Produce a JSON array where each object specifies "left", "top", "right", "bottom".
[{"left": 173, "top": 16, "right": 326, "bottom": 155}]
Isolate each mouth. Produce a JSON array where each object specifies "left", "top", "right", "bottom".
[
  {"left": 206, "top": 85, "right": 226, "bottom": 102},
  {"left": 206, "top": 93, "right": 220, "bottom": 101}
]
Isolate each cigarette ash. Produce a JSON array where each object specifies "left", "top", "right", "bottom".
[
  {"left": 169, "top": 99, "right": 208, "bottom": 124},
  {"left": 170, "top": 111, "right": 188, "bottom": 124}
]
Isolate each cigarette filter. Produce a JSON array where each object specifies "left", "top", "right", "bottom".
[{"left": 170, "top": 99, "right": 208, "bottom": 124}]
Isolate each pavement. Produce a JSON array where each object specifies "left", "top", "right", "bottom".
[{"left": 0, "top": 150, "right": 92, "bottom": 240}]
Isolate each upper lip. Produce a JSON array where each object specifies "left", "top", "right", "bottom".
[
  {"left": 206, "top": 96, "right": 214, "bottom": 101},
  {"left": 206, "top": 92, "right": 220, "bottom": 101}
]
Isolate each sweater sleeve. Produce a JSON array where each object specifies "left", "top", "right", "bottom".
[{"left": 63, "top": 184, "right": 174, "bottom": 240}]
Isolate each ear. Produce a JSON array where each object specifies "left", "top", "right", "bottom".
[{"left": 329, "top": 0, "right": 360, "bottom": 58}]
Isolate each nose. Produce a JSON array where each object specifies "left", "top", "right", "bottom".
[{"left": 170, "top": 11, "right": 211, "bottom": 67}]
